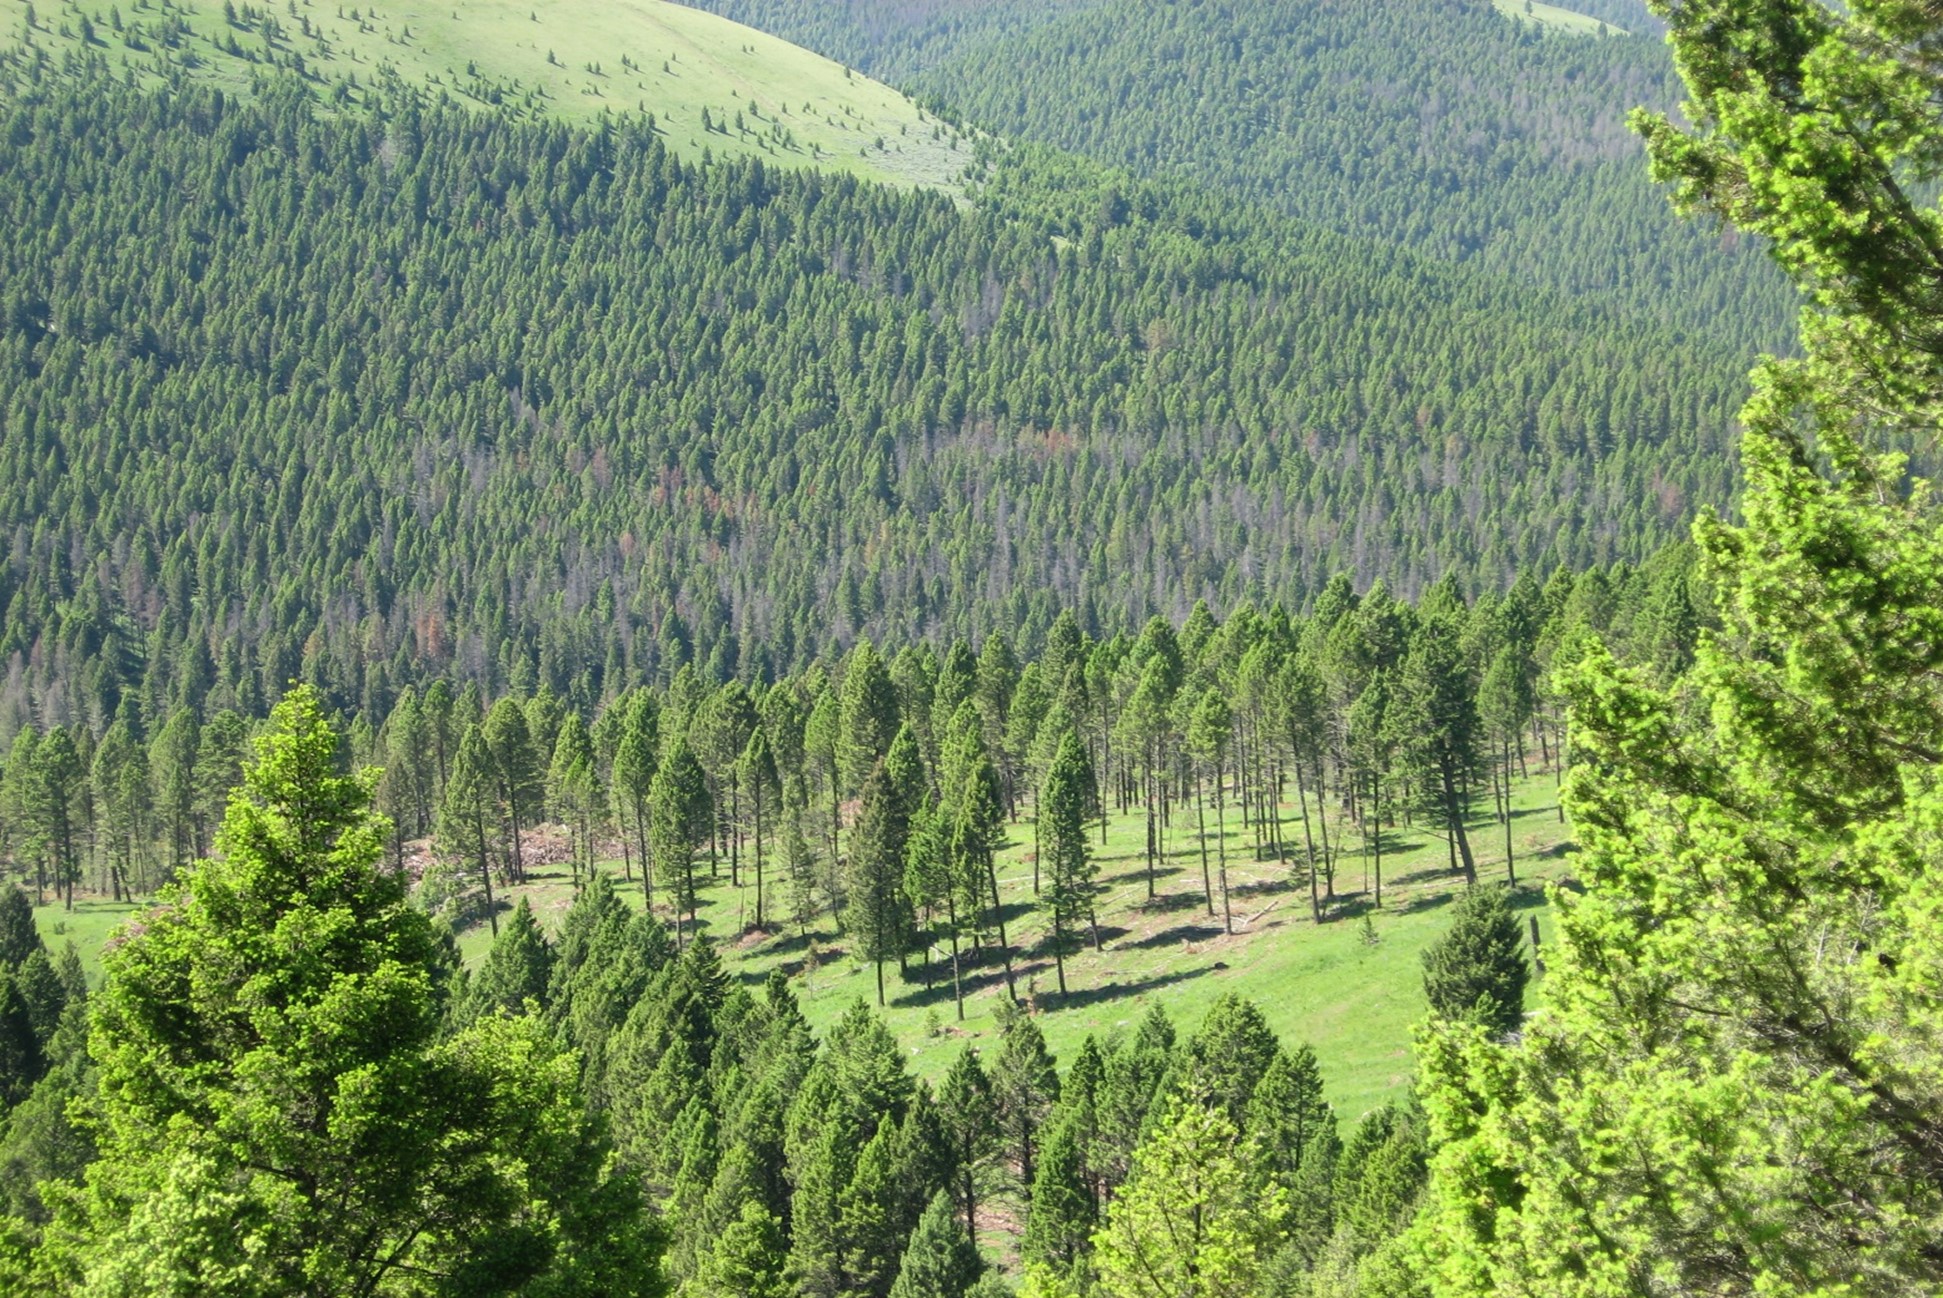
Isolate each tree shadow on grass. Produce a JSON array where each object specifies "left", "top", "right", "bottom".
[
  {"left": 1040, "top": 965, "right": 1215, "bottom": 1012},
  {"left": 886, "top": 953, "right": 1031, "bottom": 1010},
  {"left": 1132, "top": 890, "right": 1207, "bottom": 916},
  {"left": 1118, "top": 922, "right": 1227, "bottom": 951}
]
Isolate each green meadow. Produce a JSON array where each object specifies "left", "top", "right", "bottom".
[{"left": 44, "top": 771, "right": 1573, "bottom": 1122}]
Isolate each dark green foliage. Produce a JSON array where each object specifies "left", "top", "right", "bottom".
[
  {"left": 1021, "top": 1108, "right": 1095, "bottom": 1274},
  {"left": 701, "top": 0, "right": 1782, "bottom": 346},
  {"left": 0, "top": 890, "right": 39, "bottom": 971},
  {"left": 991, "top": 1007, "right": 1059, "bottom": 1199},
  {"left": 1038, "top": 732, "right": 1096, "bottom": 993},
  {"left": 889, "top": 1189, "right": 983, "bottom": 1298},
  {"left": 651, "top": 737, "right": 714, "bottom": 941},
  {"left": 0, "top": 69, "right": 1763, "bottom": 734},
  {"left": 456, "top": 896, "right": 554, "bottom": 1027},
  {"left": 1421, "top": 884, "right": 1530, "bottom": 1037},
  {"left": 849, "top": 758, "right": 915, "bottom": 1005},
  {"left": 0, "top": 978, "right": 42, "bottom": 1109}
]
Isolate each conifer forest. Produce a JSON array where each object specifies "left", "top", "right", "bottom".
[{"left": 0, "top": 0, "right": 1940, "bottom": 1293}]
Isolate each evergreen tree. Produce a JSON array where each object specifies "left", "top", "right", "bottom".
[
  {"left": 457, "top": 896, "right": 554, "bottom": 1027},
  {"left": 742, "top": 726, "right": 781, "bottom": 930},
  {"left": 849, "top": 758, "right": 913, "bottom": 1005},
  {"left": 20, "top": 686, "right": 664, "bottom": 1294},
  {"left": 613, "top": 689, "right": 660, "bottom": 894},
  {"left": 0, "top": 887, "right": 40, "bottom": 970},
  {"left": 1092, "top": 1098, "right": 1286, "bottom": 1298},
  {"left": 1420, "top": 884, "right": 1528, "bottom": 1037},
  {"left": 889, "top": 1188, "right": 984, "bottom": 1298},
  {"left": 840, "top": 640, "right": 901, "bottom": 795},
  {"left": 1021, "top": 1107, "right": 1095, "bottom": 1275},
  {"left": 484, "top": 697, "right": 543, "bottom": 886},
  {"left": 937, "top": 1046, "right": 996, "bottom": 1254},
  {"left": 149, "top": 708, "right": 201, "bottom": 874},
  {"left": 1039, "top": 732, "right": 1097, "bottom": 994},
  {"left": 991, "top": 1007, "right": 1059, "bottom": 1199},
  {"left": 651, "top": 736, "right": 713, "bottom": 946},
  {"left": 436, "top": 723, "right": 499, "bottom": 934}
]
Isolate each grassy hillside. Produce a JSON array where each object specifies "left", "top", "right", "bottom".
[
  {"left": 37, "top": 774, "right": 1574, "bottom": 1122},
  {"left": 1, "top": 0, "right": 972, "bottom": 188},
  {"left": 1492, "top": 0, "right": 1630, "bottom": 36}
]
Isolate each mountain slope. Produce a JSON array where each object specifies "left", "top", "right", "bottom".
[
  {"left": 0, "top": 72, "right": 1750, "bottom": 725},
  {"left": 687, "top": 0, "right": 1790, "bottom": 350},
  {"left": 0, "top": 0, "right": 973, "bottom": 189}
]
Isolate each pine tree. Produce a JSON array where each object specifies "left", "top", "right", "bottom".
[
  {"left": 30, "top": 729, "right": 84, "bottom": 912},
  {"left": 149, "top": 708, "right": 201, "bottom": 873},
  {"left": 889, "top": 1189, "right": 984, "bottom": 1298},
  {"left": 1021, "top": 1108, "right": 1095, "bottom": 1275},
  {"left": 1395, "top": 623, "right": 1482, "bottom": 885},
  {"left": 484, "top": 697, "right": 542, "bottom": 885},
  {"left": 1092, "top": 1098, "right": 1286, "bottom": 1298},
  {"left": 24, "top": 686, "right": 665, "bottom": 1294},
  {"left": 937, "top": 1046, "right": 996, "bottom": 1255},
  {"left": 613, "top": 689, "right": 659, "bottom": 894},
  {"left": 0, "top": 886, "right": 41, "bottom": 970},
  {"left": 1039, "top": 732, "right": 1097, "bottom": 995},
  {"left": 1420, "top": 883, "right": 1528, "bottom": 1037},
  {"left": 457, "top": 896, "right": 554, "bottom": 1026},
  {"left": 548, "top": 712, "right": 599, "bottom": 888},
  {"left": 437, "top": 723, "right": 499, "bottom": 934},
  {"left": 840, "top": 640, "right": 901, "bottom": 795},
  {"left": 1186, "top": 687, "right": 1234, "bottom": 931},
  {"left": 741, "top": 726, "right": 781, "bottom": 930},
  {"left": 651, "top": 737, "right": 712, "bottom": 947},
  {"left": 848, "top": 758, "right": 913, "bottom": 1005},
  {"left": 991, "top": 1006, "right": 1059, "bottom": 1199}
]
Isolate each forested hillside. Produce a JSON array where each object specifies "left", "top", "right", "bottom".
[
  {"left": 0, "top": 68, "right": 1749, "bottom": 735},
  {"left": 691, "top": 0, "right": 1789, "bottom": 346}
]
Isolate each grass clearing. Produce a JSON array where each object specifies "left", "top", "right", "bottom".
[
  {"left": 2, "top": 0, "right": 973, "bottom": 190},
  {"left": 32, "top": 771, "right": 1575, "bottom": 1121},
  {"left": 1492, "top": 0, "right": 1629, "bottom": 36}
]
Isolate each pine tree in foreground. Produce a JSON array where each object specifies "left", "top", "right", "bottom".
[{"left": 11, "top": 686, "right": 665, "bottom": 1295}]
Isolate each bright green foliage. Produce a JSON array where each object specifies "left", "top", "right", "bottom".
[
  {"left": 1419, "top": 886, "right": 1529, "bottom": 1037},
  {"left": 1091, "top": 1097, "right": 1287, "bottom": 1298},
  {"left": 1414, "top": 2, "right": 1943, "bottom": 1288},
  {"left": 20, "top": 686, "right": 664, "bottom": 1295}
]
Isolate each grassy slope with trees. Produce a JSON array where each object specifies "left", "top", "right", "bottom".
[{"left": 1, "top": 0, "right": 972, "bottom": 189}]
